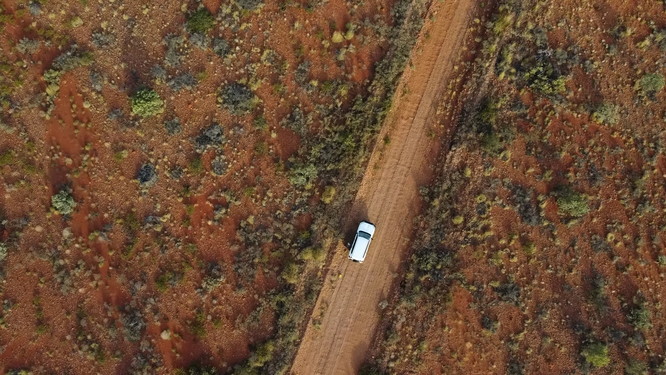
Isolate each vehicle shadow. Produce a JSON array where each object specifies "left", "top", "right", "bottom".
[
  {"left": 350, "top": 338, "right": 371, "bottom": 374},
  {"left": 342, "top": 201, "right": 369, "bottom": 248}
]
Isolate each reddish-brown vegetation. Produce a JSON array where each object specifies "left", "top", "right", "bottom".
[
  {"left": 0, "top": 0, "right": 425, "bottom": 373},
  {"left": 366, "top": 0, "right": 666, "bottom": 374}
]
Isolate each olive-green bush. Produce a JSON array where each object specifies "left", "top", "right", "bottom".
[
  {"left": 51, "top": 189, "right": 77, "bottom": 215},
  {"left": 581, "top": 342, "right": 610, "bottom": 368},
  {"left": 637, "top": 72, "right": 665, "bottom": 97},
  {"left": 186, "top": 9, "right": 215, "bottom": 34},
  {"left": 556, "top": 187, "right": 589, "bottom": 218},
  {"left": 131, "top": 88, "right": 164, "bottom": 117}
]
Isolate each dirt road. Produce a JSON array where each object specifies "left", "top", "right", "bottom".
[{"left": 290, "top": 0, "right": 477, "bottom": 373}]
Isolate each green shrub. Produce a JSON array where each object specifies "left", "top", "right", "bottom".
[
  {"left": 51, "top": 189, "right": 77, "bottom": 215},
  {"left": 131, "top": 88, "right": 164, "bottom": 117},
  {"left": 629, "top": 302, "right": 651, "bottom": 330},
  {"left": 0, "top": 242, "right": 7, "bottom": 262},
  {"left": 556, "top": 187, "right": 589, "bottom": 218},
  {"left": 523, "top": 63, "right": 566, "bottom": 96},
  {"left": 189, "top": 155, "right": 204, "bottom": 175},
  {"left": 474, "top": 97, "right": 513, "bottom": 154},
  {"left": 190, "top": 311, "right": 206, "bottom": 338},
  {"left": 0, "top": 149, "right": 13, "bottom": 166},
  {"left": 289, "top": 164, "right": 318, "bottom": 188},
  {"left": 186, "top": 8, "right": 215, "bottom": 34},
  {"left": 625, "top": 360, "right": 648, "bottom": 375},
  {"left": 51, "top": 48, "right": 94, "bottom": 71},
  {"left": 248, "top": 340, "right": 275, "bottom": 368},
  {"left": 299, "top": 247, "right": 325, "bottom": 263},
  {"left": 331, "top": 31, "right": 345, "bottom": 44},
  {"left": 581, "top": 342, "right": 610, "bottom": 368},
  {"left": 592, "top": 102, "right": 619, "bottom": 125},
  {"left": 281, "top": 262, "right": 300, "bottom": 284},
  {"left": 637, "top": 72, "right": 665, "bottom": 97},
  {"left": 321, "top": 186, "right": 336, "bottom": 204},
  {"left": 180, "top": 363, "right": 217, "bottom": 375},
  {"left": 6, "top": 370, "right": 33, "bottom": 375}
]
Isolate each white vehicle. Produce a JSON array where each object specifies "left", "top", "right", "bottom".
[{"left": 348, "top": 221, "right": 376, "bottom": 263}]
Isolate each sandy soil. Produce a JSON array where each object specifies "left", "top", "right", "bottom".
[{"left": 290, "top": 0, "right": 477, "bottom": 373}]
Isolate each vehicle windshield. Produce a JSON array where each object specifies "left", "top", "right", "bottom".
[{"left": 358, "top": 231, "right": 371, "bottom": 240}]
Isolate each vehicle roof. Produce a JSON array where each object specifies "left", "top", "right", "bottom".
[
  {"left": 358, "top": 221, "right": 375, "bottom": 236},
  {"left": 349, "top": 236, "right": 370, "bottom": 261}
]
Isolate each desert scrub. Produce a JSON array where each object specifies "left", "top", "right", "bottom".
[
  {"left": 212, "top": 38, "right": 230, "bottom": 57},
  {"left": 51, "top": 188, "right": 76, "bottom": 215},
  {"left": 246, "top": 340, "right": 275, "bottom": 368},
  {"left": 186, "top": 8, "right": 215, "bottom": 34},
  {"left": 0, "top": 242, "right": 7, "bottom": 262},
  {"left": 178, "top": 363, "right": 217, "bottom": 375},
  {"left": 43, "top": 47, "right": 93, "bottom": 101},
  {"left": 130, "top": 88, "right": 164, "bottom": 117},
  {"left": 581, "top": 342, "right": 610, "bottom": 368},
  {"left": 625, "top": 360, "right": 648, "bottom": 375},
  {"left": 281, "top": 262, "right": 300, "bottom": 284},
  {"left": 299, "top": 247, "right": 325, "bottom": 263},
  {"left": 629, "top": 300, "right": 651, "bottom": 331},
  {"left": 15, "top": 38, "right": 40, "bottom": 54},
  {"left": 555, "top": 187, "right": 589, "bottom": 218},
  {"left": 190, "top": 310, "right": 206, "bottom": 338},
  {"left": 0, "top": 149, "right": 13, "bottom": 166},
  {"left": 321, "top": 186, "right": 336, "bottom": 204},
  {"left": 636, "top": 72, "right": 665, "bottom": 98},
  {"left": 289, "top": 164, "right": 317, "bottom": 188},
  {"left": 168, "top": 73, "right": 197, "bottom": 91},
  {"left": 592, "top": 102, "right": 619, "bottom": 125},
  {"left": 523, "top": 61, "right": 566, "bottom": 96},
  {"left": 218, "top": 82, "right": 257, "bottom": 114}
]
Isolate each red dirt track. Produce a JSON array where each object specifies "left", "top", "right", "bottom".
[{"left": 290, "top": 0, "right": 477, "bottom": 373}]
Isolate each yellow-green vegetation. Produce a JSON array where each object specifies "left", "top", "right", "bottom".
[
  {"left": 636, "top": 72, "right": 665, "bottom": 97},
  {"left": 130, "top": 88, "right": 164, "bottom": 117},
  {"left": 51, "top": 189, "right": 77, "bottom": 215},
  {"left": 556, "top": 187, "right": 589, "bottom": 218},
  {"left": 581, "top": 343, "right": 611, "bottom": 368},
  {"left": 0, "top": 149, "right": 14, "bottom": 166},
  {"left": 186, "top": 8, "right": 215, "bottom": 34},
  {"left": 321, "top": 186, "right": 336, "bottom": 204}
]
